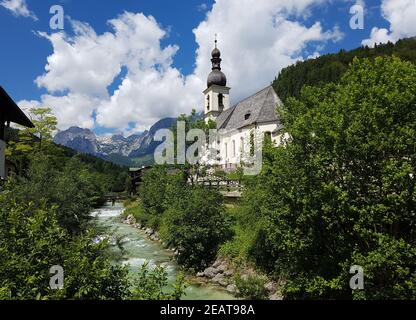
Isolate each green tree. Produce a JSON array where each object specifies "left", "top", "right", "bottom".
[
  {"left": 249, "top": 57, "right": 416, "bottom": 299},
  {"left": 161, "top": 183, "right": 233, "bottom": 271},
  {"left": 131, "top": 263, "right": 188, "bottom": 300},
  {"left": 273, "top": 38, "right": 416, "bottom": 103},
  {"left": 6, "top": 107, "right": 58, "bottom": 175},
  {"left": 30, "top": 107, "right": 58, "bottom": 151},
  {"left": 0, "top": 194, "right": 130, "bottom": 300},
  {"left": 173, "top": 109, "right": 216, "bottom": 184},
  {"left": 140, "top": 166, "right": 171, "bottom": 227}
]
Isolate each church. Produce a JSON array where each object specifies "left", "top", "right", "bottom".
[{"left": 203, "top": 41, "right": 286, "bottom": 171}]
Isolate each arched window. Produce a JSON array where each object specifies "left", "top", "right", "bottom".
[
  {"left": 232, "top": 140, "right": 236, "bottom": 157},
  {"left": 218, "top": 93, "right": 224, "bottom": 108},
  {"left": 240, "top": 137, "right": 245, "bottom": 155},
  {"left": 207, "top": 95, "right": 210, "bottom": 111},
  {"left": 225, "top": 142, "right": 228, "bottom": 158},
  {"left": 264, "top": 131, "right": 272, "bottom": 143},
  {"left": 250, "top": 132, "right": 255, "bottom": 156}
]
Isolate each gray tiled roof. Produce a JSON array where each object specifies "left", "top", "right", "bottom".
[
  {"left": 216, "top": 106, "right": 235, "bottom": 129},
  {"left": 217, "top": 86, "right": 282, "bottom": 131}
]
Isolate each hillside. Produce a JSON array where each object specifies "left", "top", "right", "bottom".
[
  {"left": 273, "top": 38, "right": 416, "bottom": 102},
  {"left": 5, "top": 126, "right": 128, "bottom": 193}
]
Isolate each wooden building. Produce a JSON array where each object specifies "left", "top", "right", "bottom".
[
  {"left": 129, "top": 166, "right": 152, "bottom": 195},
  {"left": 0, "top": 86, "right": 34, "bottom": 179}
]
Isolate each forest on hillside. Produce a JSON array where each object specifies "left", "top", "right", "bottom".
[{"left": 273, "top": 38, "right": 416, "bottom": 102}]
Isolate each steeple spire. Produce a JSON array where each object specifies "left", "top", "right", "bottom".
[
  {"left": 211, "top": 37, "right": 222, "bottom": 71},
  {"left": 207, "top": 35, "right": 227, "bottom": 87}
]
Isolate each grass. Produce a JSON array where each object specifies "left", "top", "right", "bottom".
[
  {"left": 122, "top": 198, "right": 161, "bottom": 229},
  {"left": 218, "top": 201, "right": 259, "bottom": 266}
]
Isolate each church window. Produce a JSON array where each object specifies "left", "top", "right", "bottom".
[
  {"left": 207, "top": 95, "right": 210, "bottom": 111},
  {"left": 225, "top": 142, "right": 228, "bottom": 158},
  {"left": 232, "top": 140, "right": 236, "bottom": 157},
  {"left": 240, "top": 137, "right": 245, "bottom": 155},
  {"left": 244, "top": 111, "right": 251, "bottom": 120},
  {"left": 264, "top": 131, "right": 272, "bottom": 143},
  {"left": 250, "top": 132, "right": 255, "bottom": 156},
  {"left": 218, "top": 93, "right": 224, "bottom": 108}
]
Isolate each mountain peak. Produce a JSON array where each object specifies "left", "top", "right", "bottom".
[{"left": 53, "top": 117, "right": 177, "bottom": 166}]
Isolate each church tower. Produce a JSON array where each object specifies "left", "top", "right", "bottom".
[{"left": 204, "top": 39, "right": 230, "bottom": 123}]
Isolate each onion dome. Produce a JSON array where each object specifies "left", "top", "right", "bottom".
[{"left": 207, "top": 39, "right": 227, "bottom": 87}]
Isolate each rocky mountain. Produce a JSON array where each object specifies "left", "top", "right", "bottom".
[{"left": 53, "top": 117, "right": 176, "bottom": 167}]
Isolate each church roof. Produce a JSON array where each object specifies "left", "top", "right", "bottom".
[{"left": 217, "top": 86, "right": 283, "bottom": 131}]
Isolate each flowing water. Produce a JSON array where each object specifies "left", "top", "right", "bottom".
[{"left": 91, "top": 203, "right": 235, "bottom": 300}]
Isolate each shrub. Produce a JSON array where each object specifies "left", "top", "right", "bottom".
[
  {"left": 249, "top": 57, "right": 416, "bottom": 299},
  {"left": 124, "top": 200, "right": 161, "bottom": 229},
  {"left": 218, "top": 205, "right": 257, "bottom": 263},
  {"left": 160, "top": 185, "right": 233, "bottom": 271},
  {"left": 0, "top": 194, "right": 130, "bottom": 300},
  {"left": 141, "top": 166, "right": 170, "bottom": 216},
  {"left": 131, "top": 263, "right": 188, "bottom": 300},
  {"left": 234, "top": 274, "right": 268, "bottom": 300}
]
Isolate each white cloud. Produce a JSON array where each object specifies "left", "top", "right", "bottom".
[
  {"left": 0, "top": 0, "right": 37, "bottom": 20},
  {"left": 191, "top": 0, "right": 343, "bottom": 110},
  {"left": 362, "top": 0, "right": 416, "bottom": 47},
  {"left": 26, "top": 0, "right": 342, "bottom": 134}
]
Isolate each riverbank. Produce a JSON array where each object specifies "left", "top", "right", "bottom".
[
  {"left": 94, "top": 202, "right": 235, "bottom": 300},
  {"left": 121, "top": 199, "right": 283, "bottom": 300}
]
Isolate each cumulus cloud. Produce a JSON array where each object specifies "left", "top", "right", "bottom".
[
  {"left": 362, "top": 0, "right": 416, "bottom": 47},
  {"left": 0, "top": 0, "right": 37, "bottom": 20},
  {"left": 24, "top": 0, "right": 342, "bottom": 134}
]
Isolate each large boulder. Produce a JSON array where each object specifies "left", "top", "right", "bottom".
[
  {"left": 124, "top": 214, "right": 136, "bottom": 225},
  {"left": 212, "top": 273, "right": 228, "bottom": 287},
  {"left": 150, "top": 233, "right": 160, "bottom": 242},
  {"left": 226, "top": 284, "right": 237, "bottom": 294},
  {"left": 216, "top": 263, "right": 228, "bottom": 273},
  {"left": 264, "top": 281, "right": 277, "bottom": 294},
  {"left": 212, "top": 260, "right": 222, "bottom": 268},
  {"left": 203, "top": 267, "right": 218, "bottom": 279},
  {"left": 269, "top": 292, "right": 283, "bottom": 300}
]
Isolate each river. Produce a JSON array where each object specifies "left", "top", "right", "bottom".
[{"left": 91, "top": 202, "right": 235, "bottom": 300}]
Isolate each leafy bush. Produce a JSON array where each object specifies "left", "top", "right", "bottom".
[
  {"left": 131, "top": 263, "right": 188, "bottom": 300},
  {"left": 234, "top": 274, "right": 268, "bottom": 300},
  {"left": 249, "top": 57, "right": 416, "bottom": 299},
  {"left": 218, "top": 204, "right": 257, "bottom": 264},
  {"left": 141, "top": 166, "right": 170, "bottom": 217},
  {"left": 0, "top": 194, "right": 130, "bottom": 300},
  {"left": 124, "top": 199, "right": 161, "bottom": 229},
  {"left": 123, "top": 197, "right": 137, "bottom": 208},
  {"left": 8, "top": 155, "right": 107, "bottom": 234},
  {"left": 160, "top": 185, "right": 233, "bottom": 271}
]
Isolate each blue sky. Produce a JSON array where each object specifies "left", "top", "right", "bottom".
[
  {"left": 0, "top": 0, "right": 413, "bottom": 135},
  {"left": 1, "top": 0, "right": 214, "bottom": 101}
]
